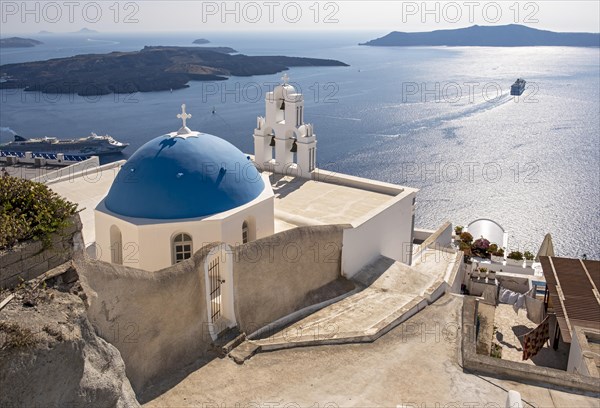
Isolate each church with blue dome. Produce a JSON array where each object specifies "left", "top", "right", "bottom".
[
  {"left": 95, "top": 104, "right": 275, "bottom": 271},
  {"left": 84, "top": 76, "right": 420, "bottom": 371}
]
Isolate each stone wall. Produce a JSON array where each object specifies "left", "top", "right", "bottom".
[
  {"left": 75, "top": 246, "right": 216, "bottom": 394},
  {"left": 0, "top": 214, "right": 82, "bottom": 289},
  {"left": 232, "top": 225, "right": 351, "bottom": 335},
  {"left": 76, "top": 225, "right": 354, "bottom": 394},
  {"left": 461, "top": 296, "right": 600, "bottom": 394}
]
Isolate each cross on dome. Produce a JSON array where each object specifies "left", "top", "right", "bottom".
[
  {"left": 177, "top": 104, "right": 192, "bottom": 135},
  {"left": 281, "top": 73, "right": 290, "bottom": 85}
]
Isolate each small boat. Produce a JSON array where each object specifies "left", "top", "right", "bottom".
[
  {"left": 0, "top": 133, "right": 129, "bottom": 156},
  {"left": 511, "top": 78, "right": 526, "bottom": 96}
]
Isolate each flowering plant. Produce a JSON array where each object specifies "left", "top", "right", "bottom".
[{"left": 473, "top": 237, "right": 490, "bottom": 252}]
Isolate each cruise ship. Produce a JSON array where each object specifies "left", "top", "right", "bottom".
[
  {"left": 510, "top": 78, "right": 526, "bottom": 96},
  {"left": 0, "top": 133, "right": 129, "bottom": 156}
]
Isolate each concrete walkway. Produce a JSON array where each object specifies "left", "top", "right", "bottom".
[
  {"left": 145, "top": 294, "right": 600, "bottom": 408},
  {"left": 230, "top": 248, "right": 460, "bottom": 362}
]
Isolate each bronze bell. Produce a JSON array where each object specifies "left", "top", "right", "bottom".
[
  {"left": 269, "top": 136, "right": 276, "bottom": 147},
  {"left": 290, "top": 140, "right": 297, "bottom": 153}
]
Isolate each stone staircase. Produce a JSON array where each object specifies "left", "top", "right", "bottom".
[{"left": 229, "top": 249, "right": 461, "bottom": 364}]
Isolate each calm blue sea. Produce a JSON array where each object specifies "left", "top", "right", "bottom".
[{"left": 1, "top": 32, "right": 599, "bottom": 258}]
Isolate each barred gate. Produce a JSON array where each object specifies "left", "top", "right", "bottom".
[{"left": 208, "top": 257, "right": 221, "bottom": 322}]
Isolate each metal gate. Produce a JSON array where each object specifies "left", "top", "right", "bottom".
[{"left": 208, "top": 257, "right": 221, "bottom": 322}]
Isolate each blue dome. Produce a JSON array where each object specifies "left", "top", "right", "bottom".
[{"left": 104, "top": 133, "right": 265, "bottom": 219}]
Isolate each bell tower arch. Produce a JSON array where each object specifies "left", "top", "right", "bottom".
[{"left": 253, "top": 74, "right": 316, "bottom": 178}]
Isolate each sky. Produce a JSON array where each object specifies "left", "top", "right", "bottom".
[{"left": 1, "top": 0, "right": 599, "bottom": 35}]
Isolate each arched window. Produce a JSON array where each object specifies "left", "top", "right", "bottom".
[
  {"left": 110, "top": 225, "right": 123, "bottom": 265},
  {"left": 172, "top": 233, "right": 193, "bottom": 264},
  {"left": 242, "top": 221, "right": 249, "bottom": 244}
]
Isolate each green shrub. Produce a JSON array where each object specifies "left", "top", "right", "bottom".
[
  {"left": 0, "top": 175, "right": 77, "bottom": 249},
  {"left": 524, "top": 251, "right": 534, "bottom": 261},
  {"left": 459, "top": 231, "right": 473, "bottom": 244},
  {"left": 507, "top": 251, "right": 524, "bottom": 261},
  {"left": 490, "top": 342, "right": 502, "bottom": 359}
]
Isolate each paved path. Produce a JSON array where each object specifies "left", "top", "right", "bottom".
[{"left": 145, "top": 295, "right": 600, "bottom": 408}]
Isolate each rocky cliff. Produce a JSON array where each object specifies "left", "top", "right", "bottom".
[{"left": 0, "top": 264, "right": 139, "bottom": 407}]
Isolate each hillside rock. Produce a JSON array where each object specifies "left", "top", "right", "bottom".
[{"left": 0, "top": 269, "right": 139, "bottom": 407}]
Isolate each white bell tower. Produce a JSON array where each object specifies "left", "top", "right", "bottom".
[{"left": 253, "top": 74, "right": 316, "bottom": 178}]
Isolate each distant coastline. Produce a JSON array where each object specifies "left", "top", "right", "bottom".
[
  {"left": 0, "top": 45, "right": 348, "bottom": 96},
  {"left": 0, "top": 37, "right": 43, "bottom": 48},
  {"left": 361, "top": 24, "right": 600, "bottom": 47}
]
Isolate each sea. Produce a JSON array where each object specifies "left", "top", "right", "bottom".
[{"left": 1, "top": 31, "right": 599, "bottom": 258}]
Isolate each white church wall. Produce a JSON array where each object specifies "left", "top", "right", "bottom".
[
  {"left": 341, "top": 190, "right": 416, "bottom": 278},
  {"left": 136, "top": 220, "right": 222, "bottom": 272},
  {"left": 220, "top": 197, "right": 275, "bottom": 247},
  {"left": 219, "top": 174, "right": 275, "bottom": 247},
  {"left": 94, "top": 207, "right": 139, "bottom": 268}
]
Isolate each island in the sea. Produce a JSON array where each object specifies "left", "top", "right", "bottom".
[
  {"left": 74, "top": 28, "right": 99, "bottom": 34},
  {"left": 193, "top": 39, "right": 211, "bottom": 45},
  {"left": 0, "top": 37, "right": 43, "bottom": 48},
  {"left": 361, "top": 24, "right": 600, "bottom": 47},
  {"left": 0, "top": 46, "right": 348, "bottom": 96}
]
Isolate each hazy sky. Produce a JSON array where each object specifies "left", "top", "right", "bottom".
[{"left": 1, "top": 1, "right": 599, "bottom": 34}]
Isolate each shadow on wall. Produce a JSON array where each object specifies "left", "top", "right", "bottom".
[{"left": 232, "top": 224, "right": 352, "bottom": 335}]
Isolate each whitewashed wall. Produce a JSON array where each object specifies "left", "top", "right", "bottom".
[{"left": 341, "top": 189, "right": 416, "bottom": 278}]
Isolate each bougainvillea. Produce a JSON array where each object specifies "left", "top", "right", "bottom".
[{"left": 473, "top": 237, "right": 490, "bottom": 252}]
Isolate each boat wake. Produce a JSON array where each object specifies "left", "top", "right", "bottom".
[
  {"left": 374, "top": 91, "right": 513, "bottom": 140},
  {"left": 86, "top": 38, "right": 121, "bottom": 45},
  {"left": 310, "top": 113, "right": 362, "bottom": 122},
  {"left": 0, "top": 127, "right": 17, "bottom": 135}
]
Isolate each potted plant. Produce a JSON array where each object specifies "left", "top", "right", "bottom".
[
  {"left": 459, "top": 231, "right": 473, "bottom": 244},
  {"left": 454, "top": 225, "right": 464, "bottom": 236},
  {"left": 479, "top": 267, "right": 488, "bottom": 280},
  {"left": 459, "top": 241, "right": 472, "bottom": 257},
  {"left": 472, "top": 237, "right": 491, "bottom": 258},
  {"left": 507, "top": 251, "right": 524, "bottom": 267},
  {"left": 524, "top": 251, "right": 535, "bottom": 267},
  {"left": 491, "top": 247, "right": 505, "bottom": 263},
  {"left": 487, "top": 269, "right": 496, "bottom": 281}
]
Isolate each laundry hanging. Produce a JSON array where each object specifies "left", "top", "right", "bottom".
[{"left": 522, "top": 316, "right": 550, "bottom": 360}]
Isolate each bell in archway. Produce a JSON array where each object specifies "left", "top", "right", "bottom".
[
  {"left": 290, "top": 140, "right": 298, "bottom": 153},
  {"left": 269, "top": 136, "right": 276, "bottom": 147}
]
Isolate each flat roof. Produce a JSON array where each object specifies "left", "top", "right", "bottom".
[
  {"left": 48, "top": 163, "right": 122, "bottom": 246},
  {"left": 1, "top": 164, "right": 68, "bottom": 180},
  {"left": 541, "top": 256, "right": 600, "bottom": 343},
  {"left": 48, "top": 166, "right": 409, "bottom": 244},
  {"left": 271, "top": 174, "right": 398, "bottom": 229}
]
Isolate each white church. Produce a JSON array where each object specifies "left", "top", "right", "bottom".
[
  {"left": 94, "top": 75, "right": 418, "bottom": 274},
  {"left": 43, "top": 74, "right": 461, "bottom": 392}
]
